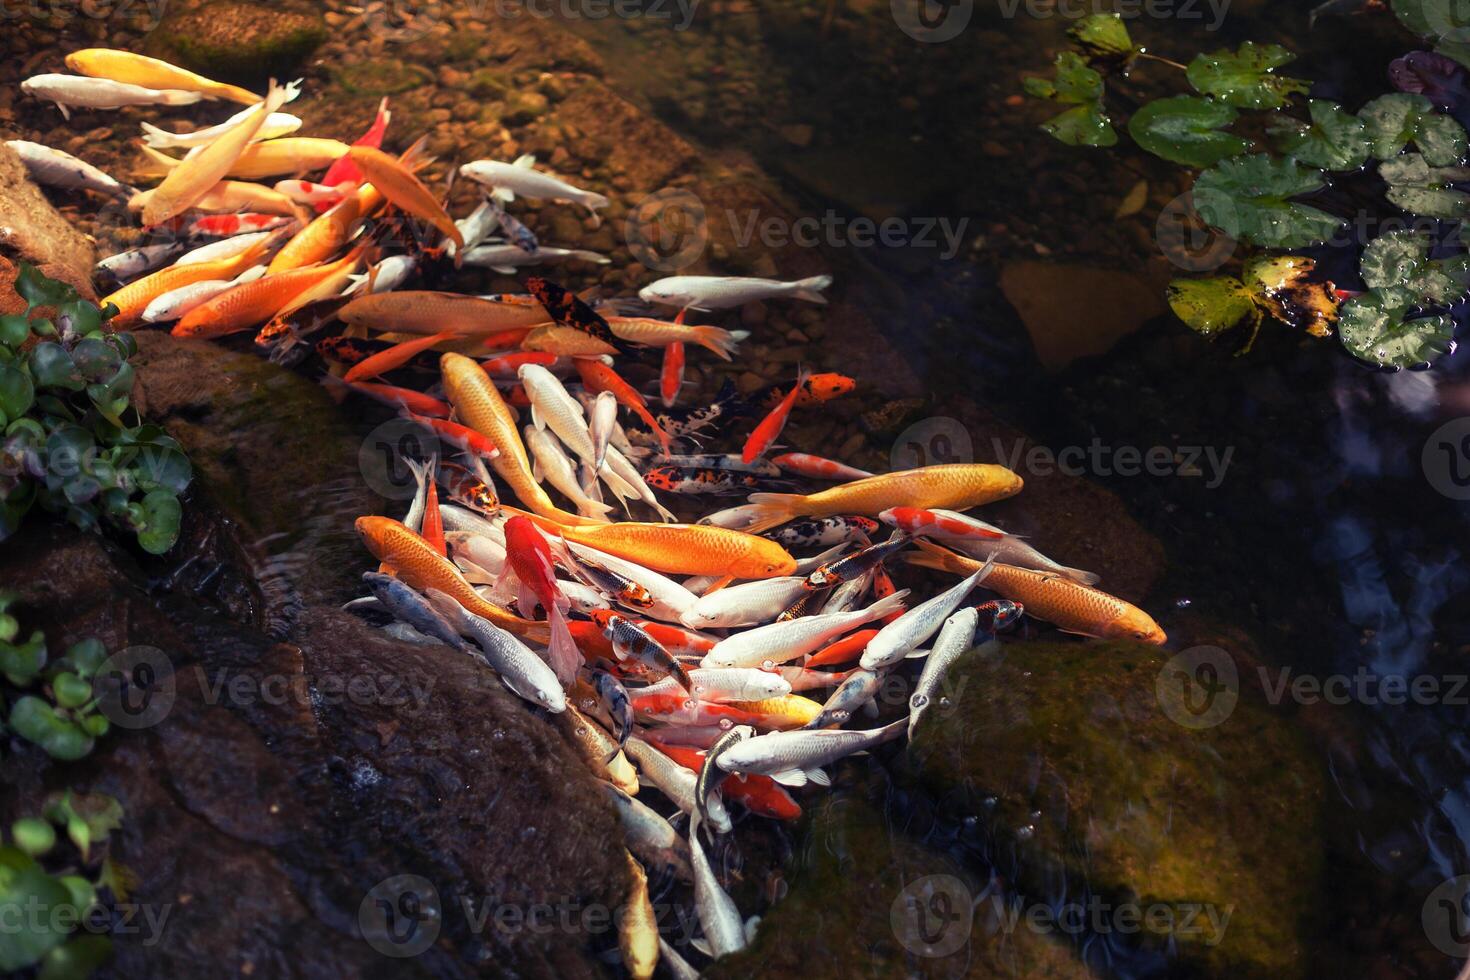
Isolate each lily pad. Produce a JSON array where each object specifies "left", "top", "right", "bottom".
[
  {"left": 1128, "top": 96, "right": 1250, "bottom": 167},
  {"left": 1358, "top": 230, "right": 1470, "bottom": 303},
  {"left": 1242, "top": 255, "right": 1340, "bottom": 336},
  {"left": 1270, "top": 100, "right": 1372, "bottom": 170},
  {"left": 1379, "top": 153, "right": 1470, "bottom": 217},
  {"left": 1166, "top": 277, "right": 1259, "bottom": 336},
  {"left": 1359, "top": 93, "right": 1469, "bottom": 164},
  {"left": 0, "top": 363, "right": 34, "bottom": 422},
  {"left": 1186, "top": 42, "right": 1311, "bottom": 110},
  {"left": 1338, "top": 286, "right": 1455, "bottom": 366},
  {"left": 1023, "top": 52, "right": 1116, "bottom": 147},
  {"left": 1392, "top": 0, "right": 1470, "bottom": 42},
  {"left": 1191, "top": 154, "right": 1343, "bottom": 248},
  {"left": 1067, "top": 13, "right": 1137, "bottom": 65},
  {"left": 136, "top": 490, "right": 182, "bottom": 555}
]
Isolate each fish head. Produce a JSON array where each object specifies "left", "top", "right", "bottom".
[
  {"left": 806, "top": 373, "right": 855, "bottom": 401},
  {"left": 636, "top": 284, "right": 680, "bottom": 306},
  {"left": 751, "top": 673, "right": 791, "bottom": 699},
  {"left": 804, "top": 567, "right": 838, "bottom": 589},
  {"left": 589, "top": 608, "right": 621, "bottom": 636},
  {"left": 538, "top": 685, "right": 568, "bottom": 712},
  {"left": 731, "top": 538, "right": 799, "bottom": 579},
  {"left": 354, "top": 515, "right": 395, "bottom": 560},
  {"left": 1103, "top": 607, "right": 1168, "bottom": 645},
  {"left": 976, "top": 599, "right": 1025, "bottom": 634}
]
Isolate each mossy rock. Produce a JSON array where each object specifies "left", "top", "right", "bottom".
[
  {"left": 332, "top": 59, "right": 435, "bottom": 97},
  {"left": 467, "top": 68, "right": 512, "bottom": 99},
  {"left": 145, "top": 2, "right": 325, "bottom": 86},
  {"left": 903, "top": 640, "right": 1327, "bottom": 979},
  {"left": 503, "top": 90, "right": 550, "bottom": 126},
  {"left": 706, "top": 783, "right": 1094, "bottom": 980}
]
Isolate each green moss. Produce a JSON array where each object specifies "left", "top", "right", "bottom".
[
  {"left": 331, "top": 59, "right": 435, "bottom": 97},
  {"left": 467, "top": 68, "right": 511, "bottom": 99},
  {"left": 146, "top": 2, "right": 325, "bottom": 85},
  {"left": 707, "top": 786, "right": 1092, "bottom": 980},
  {"left": 904, "top": 640, "right": 1326, "bottom": 979}
]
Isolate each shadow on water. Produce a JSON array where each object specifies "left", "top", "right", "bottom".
[{"left": 561, "top": 1, "right": 1470, "bottom": 976}]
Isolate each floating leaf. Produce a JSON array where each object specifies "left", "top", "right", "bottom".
[
  {"left": 26, "top": 344, "right": 83, "bottom": 392},
  {"left": 1359, "top": 93, "right": 1469, "bottom": 164},
  {"left": 1270, "top": 100, "right": 1372, "bottom": 170},
  {"left": 1186, "top": 42, "right": 1311, "bottom": 109},
  {"left": 1242, "top": 255, "right": 1340, "bottom": 336},
  {"left": 136, "top": 490, "right": 182, "bottom": 555},
  {"left": 1392, "top": 0, "right": 1470, "bottom": 42},
  {"left": 1128, "top": 95, "right": 1249, "bottom": 167},
  {"left": 1167, "top": 277, "right": 1259, "bottom": 336},
  {"left": 1024, "top": 52, "right": 1116, "bottom": 147},
  {"left": 1338, "top": 286, "right": 1455, "bottom": 366},
  {"left": 1358, "top": 229, "right": 1470, "bottom": 303},
  {"left": 68, "top": 339, "right": 120, "bottom": 384},
  {"left": 1379, "top": 152, "right": 1470, "bottom": 216},
  {"left": 0, "top": 848, "right": 74, "bottom": 970},
  {"left": 1389, "top": 50, "right": 1470, "bottom": 109},
  {"left": 1191, "top": 154, "right": 1343, "bottom": 247},
  {"left": 0, "top": 364, "right": 34, "bottom": 423},
  {"left": 0, "top": 315, "right": 28, "bottom": 350},
  {"left": 1067, "top": 13, "right": 1137, "bottom": 65}
]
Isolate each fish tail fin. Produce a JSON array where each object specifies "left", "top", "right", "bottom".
[
  {"left": 547, "top": 605, "right": 580, "bottom": 685},
  {"left": 1059, "top": 565, "right": 1102, "bottom": 586},
  {"left": 738, "top": 492, "right": 808, "bottom": 534},
  {"left": 691, "top": 325, "right": 738, "bottom": 361},
  {"left": 138, "top": 121, "right": 176, "bottom": 149},
  {"left": 133, "top": 141, "right": 179, "bottom": 177},
  {"left": 574, "top": 250, "right": 611, "bottom": 265},
  {"left": 397, "top": 134, "right": 434, "bottom": 174},
  {"left": 160, "top": 90, "right": 205, "bottom": 107},
  {"left": 792, "top": 274, "right": 833, "bottom": 304},
  {"left": 906, "top": 539, "right": 978, "bottom": 575},
  {"left": 863, "top": 589, "right": 910, "bottom": 621}
]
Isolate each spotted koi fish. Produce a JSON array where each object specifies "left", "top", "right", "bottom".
[
  {"left": 525, "top": 276, "right": 630, "bottom": 355},
  {"left": 437, "top": 461, "right": 499, "bottom": 515},
  {"left": 315, "top": 336, "right": 391, "bottom": 366},
  {"left": 766, "top": 515, "right": 880, "bottom": 549},
  {"left": 805, "top": 532, "right": 911, "bottom": 589},
  {"left": 645, "top": 466, "right": 786, "bottom": 496}
]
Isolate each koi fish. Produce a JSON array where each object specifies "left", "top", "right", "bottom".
[
  {"left": 427, "top": 589, "right": 565, "bottom": 711},
  {"left": 524, "top": 425, "right": 616, "bottom": 520},
  {"left": 316, "top": 336, "right": 389, "bottom": 365},
  {"left": 96, "top": 242, "right": 185, "bottom": 282},
  {"left": 683, "top": 576, "right": 808, "bottom": 629},
  {"left": 883, "top": 507, "right": 1099, "bottom": 585},
  {"left": 438, "top": 461, "right": 499, "bottom": 514},
  {"left": 503, "top": 515, "right": 580, "bottom": 683},
  {"left": 639, "top": 274, "right": 832, "bottom": 311},
  {"left": 22, "top": 73, "right": 202, "bottom": 119},
  {"left": 645, "top": 466, "right": 773, "bottom": 496},
  {"left": 716, "top": 718, "right": 906, "bottom": 787},
  {"left": 319, "top": 97, "right": 391, "bottom": 194},
  {"left": 742, "top": 368, "right": 809, "bottom": 464},
  {"left": 347, "top": 144, "right": 463, "bottom": 251},
  {"left": 141, "top": 265, "right": 266, "bottom": 323},
  {"left": 652, "top": 742, "right": 802, "bottom": 821},
  {"left": 730, "top": 693, "right": 825, "bottom": 731},
  {"left": 574, "top": 359, "right": 672, "bottom": 454},
  {"left": 878, "top": 506, "right": 1005, "bottom": 543},
  {"left": 340, "top": 291, "right": 550, "bottom": 336},
  {"left": 344, "top": 329, "right": 458, "bottom": 383},
  {"left": 773, "top": 453, "right": 872, "bottom": 482},
  {"left": 658, "top": 454, "right": 782, "bottom": 477},
  {"left": 141, "top": 109, "right": 301, "bottom": 149},
  {"left": 661, "top": 342, "right": 685, "bottom": 409},
  {"left": 497, "top": 208, "right": 539, "bottom": 252},
  {"left": 765, "top": 515, "right": 880, "bottom": 548},
  {"left": 598, "top": 612, "right": 693, "bottom": 693},
  {"left": 143, "top": 78, "right": 298, "bottom": 227},
  {"left": 135, "top": 137, "right": 351, "bottom": 180},
  {"left": 355, "top": 516, "right": 549, "bottom": 643},
  {"left": 6, "top": 140, "right": 129, "bottom": 197},
  {"left": 188, "top": 211, "right": 297, "bottom": 235},
  {"left": 567, "top": 554, "right": 656, "bottom": 610},
  {"left": 404, "top": 412, "right": 501, "bottom": 463},
  {"left": 525, "top": 276, "right": 629, "bottom": 355},
  {"left": 101, "top": 232, "right": 277, "bottom": 328},
  {"left": 620, "top": 852, "right": 660, "bottom": 980},
  {"left": 461, "top": 243, "right": 609, "bottom": 274},
  {"left": 703, "top": 592, "right": 908, "bottom": 669},
  {"left": 908, "top": 541, "right": 1166, "bottom": 643},
  {"left": 861, "top": 564, "right": 990, "bottom": 669},
  {"left": 804, "top": 533, "right": 910, "bottom": 589},
  {"left": 320, "top": 375, "right": 451, "bottom": 417},
  {"left": 178, "top": 231, "right": 278, "bottom": 264},
  {"left": 460, "top": 154, "right": 609, "bottom": 218},
  {"left": 804, "top": 628, "right": 878, "bottom": 669},
  {"left": 173, "top": 244, "right": 365, "bottom": 338},
  {"left": 605, "top": 316, "right": 740, "bottom": 359},
  {"left": 65, "top": 48, "right": 261, "bottom": 104},
  {"left": 481, "top": 351, "right": 559, "bottom": 377},
  {"left": 737, "top": 463, "right": 1024, "bottom": 534},
  {"left": 274, "top": 179, "right": 350, "bottom": 207}
]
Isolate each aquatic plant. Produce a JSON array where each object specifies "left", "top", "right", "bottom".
[
  {"left": 1023, "top": 9, "right": 1470, "bottom": 368},
  {"left": 0, "top": 264, "right": 191, "bottom": 553},
  {"left": 0, "top": 594, "right": 111, "bottom": 760},
  {"left": 0, "top": 791, "right": 125, "bottom": 978}
]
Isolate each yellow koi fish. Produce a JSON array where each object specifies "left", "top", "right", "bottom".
[
  {"left": 65, "top": 48, "right": 261, "bottom": 104},
  {"left": 137, "top": 138, "right": 350, "bottom": 180},
  {"left": 346, "top": 145, "right": 463, "bottom": 251},
  {"left": 101, "top": 232, "right": 278, "bottom": 328}
]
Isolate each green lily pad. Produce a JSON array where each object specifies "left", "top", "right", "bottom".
[
  {"left": 1023, "top": 52, "right": 1116, "bottom": 147},
  {"left": 0, "top": 847, "right": 74, "bottom": 971},
  {"left": 1166, "top": 277, "right": 1259, "bottom": 336},
  {"left": 1191, "top": 154, "right": 1343, "bottom": 247},
  {"left": 1393, "top": 0, "right": 1470, "bottom": 41},
  {"left": 1359, "top": 93, "right": 1469, "bottom": 164},
  {"left": 1270, "top": 100, "right": 1372, "bottom": 170},
  {"left": 1379, "top": 153, "right": 1470, "bottom": 217},
  {"left": 7, "top": 697, "right": 93, "bottom": 761},
  {"left": 0, "top": 315, "right": 28, "bottom": 349},
  {"left": 1186, "top": 42, "right": 1311, "bottom": 110},
  {"left": 136, "top": 490, "right": 182, "bottom": 555},
  {"left": 1067, "top": 13, "right": 1137, "bottom": 64},
  {"left": 1128, "top": 95, "right": 1249, "bottom": 168},
  {"left": 1359, "top": 230, "right": 1470, "bottom": 303},
  {"left": 1338, "top": 286, "right": 1455, "bottom": 366},
  {"left": 26, "top": 344, "right": 83, "bottom": 392}
]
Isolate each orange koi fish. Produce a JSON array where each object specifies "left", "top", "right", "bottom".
[
  {"left": 772, "top": 452, "right": 872, "bottom": 482},
  {"left": 173, "top": 246, "right": 366, "bottom": 339},
  {"left": 344, "top": 329, "right": 458, "bottom": 383},
  {"left": 743, "top": 368, "right": 808, "bottom": 464},
  {"left": 574, "top": 358, "right": 672, "bottom": 455},
  {"left": 660, "top": 341, "right": 685, "bottom": 409},
  {"left": 101, "top": 233, "right": 277, "bottom": 328},
  {"left": 340, "top": 291, "right": 550, "bottom": 336},
  {"left": 346, "top": 145, "right": 463, "bottom": 252}
]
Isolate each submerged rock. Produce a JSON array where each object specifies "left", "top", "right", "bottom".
[
  {"left": 905, "top": 640, "right": 1327, "bottom": 979},
  {"left": 999, "top": 262, "right": 1166, "bottom": 372},
  {"left": 145, "top": 1, "right": 326, "bottom": 86},
  {"left": 0, "top": 142, "right": 97, "bottom": 311}
]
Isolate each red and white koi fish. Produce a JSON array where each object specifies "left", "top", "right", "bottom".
[
  {"left": 189, "top": 213, "right": 294, "bottom": 237},
  {"left": 319, "top": 97, "right": 391, "bottom": 197},
  {"left": 742, "top": 368, "right": 809, "bottom": 464},
  {"left": 401, "top": 412, "right": 501, "bottom": 462},
  {"left": 504, "top": 515, "right": 580, "bottom": 684},
  {"left": 879, "top": 506, "right": 1099, "bottom": 584},
  {"left": 274, "top": 178, "right": 351, "bottom": 207},
  {"left": 773, "top": 453, "right": 873, "bottom": 481}
]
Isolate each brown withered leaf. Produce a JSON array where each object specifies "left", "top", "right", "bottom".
[{"left": 1243, "top": 255, "right": 1340, "bottom": 337}]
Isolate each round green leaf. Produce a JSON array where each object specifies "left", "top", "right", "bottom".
[
  {"left": 1360, "top": 230, "right": 1429, "bottom": 288},
  {"left": 1186, "top": 42, "right": 1311, "bottom": 109},
  {"left": 136, "top": 490, "right": 182, "bottom": 555},
  {"left": 0, "top": 315, "right": 28, "bottom": 349},
  {"left": 1167, "top": 277, "right": 1259, "bottom": 335},
  {"left": 1192, "top": 154, "right": 1344, "bottom": 248},
  {"left": 1360, "top": 93, "right": 1469, "bottom": 164},
  {"left": 10, "top": 818, "right": 55, "bottom": 857},
  {"left": 1338, "top": 287, "right": 1455, "bottom": 367},
  {"left": 69, "top": 338, "right": 120, "bottom": 383},
  {"left": 0, "top": 848, "right": 73, "bottom": 970},
  {"left": 1067, "top": 13, "right": 1136, "bottom": 61},
  {"left": 26, "top": 344, "right": 83, "bottom": 392},
  {"left": 56, "top": 301, "right": 100, "bottom": 339},
  {"left": 51, "top": 672, "right": 91, "bottom": 710},
  {"left": 1129, "top": 96, "right": 1250, "bottom": 167},
  {"left": 1380, "top": 153, "right": 1470, "bottom": 217},
  {"left": 8, "top": 697, "right": 94, "bottom": 760},
  {"left": 14, "top": 264, "right": 77, "bottom": 311},
  {"left": 0, "top": 363, "right": 34, "bottom": 422},
  {"left": 1270, "top": 100, "right": 1372, "bottom": 170}
]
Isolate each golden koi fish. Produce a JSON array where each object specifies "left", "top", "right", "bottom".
[
  {"left": 341, "top": 292, "right": 550, "bottom": 336},
  {"left": 137, "top": 138, "right": 350, "bottom": 180},
  {"left": 620, "top": 852, "right": 659, "bottom": 980},
  {"left": 739, "top": 463, "right": 1023, "bottom": 534},
  {"left": 346, "top": 145, "right": 463, "bottom": 251},
  {"left": 173, "top": 245, "right": 367, "bottom": 339},
  {"left": 440, "top": 353, "right": 599, "bottom": 526},
  {"left": 553, "top": 703, "right": 639, "bottom": 794},
  {"left": 909, "top": 540, "right": 1166, "bottom": 644},
  {"left": 355, "top": 516, "right": 550, "bottom": 643},
  {"left": 142, "top": 79, "right": 295, "bottom": 227},
  {"left": 728, "top": 693, "right": 823, "bottom": 729},
  {"left": 101, "top": 232, "right": 277, "bottom": 328},
  {"left": 128, "top": 179, "right": 305, "bottom": 220},
  {"left": 65, "top": 48, "right": 261, "bottom": 104}
]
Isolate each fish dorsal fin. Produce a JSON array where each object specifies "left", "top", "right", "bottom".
[
  {"left": 690, "top": 937, "right": 713, "bottom": 958},
  {"left": 744, "top": 916, "right": 761, "bottom": 943},
  {"left": 512, "top": 153, "right": 536, "bottom": 169}
]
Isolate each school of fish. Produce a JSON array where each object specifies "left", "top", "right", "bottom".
[{"left": 17, "top": 50, "right": 1168, "bottom": 978}]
